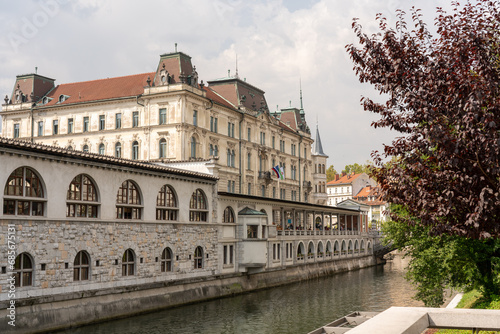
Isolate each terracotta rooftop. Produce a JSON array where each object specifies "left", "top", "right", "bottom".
[
  {"left": 41, "top": 72, "right": 155, "bottom": 106},
  {"left": 327, "top": 173, "right": 363, "bottom": 185}
]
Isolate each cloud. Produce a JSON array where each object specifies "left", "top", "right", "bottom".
[{"left": 0, "top": 0, "right": 453, "bottom": 168}]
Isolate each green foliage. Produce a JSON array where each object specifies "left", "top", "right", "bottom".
[
  {"left": 383, "top": 205, "right": 500, "bottom": 307},
  {"left": 326, "top": 165, "right": 337, "bottom": 182},
  {"left": 341, "top": 161, "right": 371, "bottom": 175}
]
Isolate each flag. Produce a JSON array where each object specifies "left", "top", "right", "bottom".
[{"left": 272, "top": 165, "right": 285, "bottom": 180}]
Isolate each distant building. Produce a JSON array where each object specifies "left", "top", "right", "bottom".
[
  {"left": 326, "top": 172, "right": 377, "bottom": 206},
  {"left": 353, "top": 185, "right": 389, "bottom": 226}
]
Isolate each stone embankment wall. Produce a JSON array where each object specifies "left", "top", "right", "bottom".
[{"left": 0, "top": 255, "right": 377, "bottom": 334}]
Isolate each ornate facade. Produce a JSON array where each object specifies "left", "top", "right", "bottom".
[{"left": 1, "top": 50, "right": 327, "bottom": 204}]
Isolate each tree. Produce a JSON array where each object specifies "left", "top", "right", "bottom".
[
  {"left": 347, "top": 2, "right": 500, "bottom": 239},
  {"left": 326, "top": 165, "right": 337, "bottom": 182},
  {"left": 383, "top": 206, "right": 500, "bottom": 306},
  {"left": 341, "top": 161, "right": 372, "bottom": 175}
]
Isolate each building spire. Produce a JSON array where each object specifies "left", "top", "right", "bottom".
[
  {"left": 313, "top": 124, "right": 327, "bottom": 157},
  {"left": 300, "top": 78, "right": 304, "bottom": 111}
]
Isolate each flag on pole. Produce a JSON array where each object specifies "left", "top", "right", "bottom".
[{"left": 272, "top": 165, "right": 285, "bottom": 180}]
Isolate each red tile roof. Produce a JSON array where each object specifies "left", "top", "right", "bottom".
[
  {"left": 42, "top": 72, "right": 155, "bottom": 106},
  {"left": 327, "top": 173, "right": 363, "bottom": 185}
]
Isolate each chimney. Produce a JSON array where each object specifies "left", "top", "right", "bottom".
[{"left": 335, "top": 174, "right": 339, "bottom": 181}]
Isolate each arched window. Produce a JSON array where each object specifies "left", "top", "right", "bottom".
[
  {"left": 122, "top": 249, "right": 135, "bottom": 276},
  {"left": 156, "top": 185, "right": 178, "bottom": 221},
  {"left": 14, "top": 253, "right": 33, "bottom": 287},
  {"left": 297, "top": 242, "right": 305, "bottom": 259},
  {"left": 66, "top": 174, "right": 99, "bottom": 218},
  {"left": 189, "top": 189, "right": 207, "bottom": 222},
  {"left": 308, "top": 242, "right": 315, "bottom": 258},
  {"left": 67, "top": 146, "right": 73, "bottom": 150},
  {"left": 131, "top": 141, "right": 139, "bottom": 160},
  {"left": 99, "top": 143, "right": 105, "bottom": 155},
  {"left": 194, "top": 246, "right": 203, "bottom": 269},
  {"left": 83, "top": 144, "right": 89, "bottom": 153},
  {"left": 223, "top": 206, "right": 235, "bottom": 223},
  {"left": 116, "top": 180, "right": 142, "bottom": 219},
  {"left": 115, "top": 142, "right": 122, "bottom": 158},
  {"left": 191, "top": 137, "right": 196, "bottom": 158},
  {"left": 3, "top": 167, "right": 44, "bottom": 216},
  {"left": 74, "top": 251, "right": 90, "bottom": 281},
  {"left": 161, "top": 247, "right": 173, "bottom": 272},
  {"left": 159, "top": 138, "right": 166, "bottom": 158}
]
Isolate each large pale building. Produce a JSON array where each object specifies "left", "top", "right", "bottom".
[{"left": 1, "top": 50, "right": 326, "bottom": 204}]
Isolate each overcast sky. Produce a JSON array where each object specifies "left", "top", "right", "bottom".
[{"left": 0, "top": 0, "right": 453, "bottom": 170}]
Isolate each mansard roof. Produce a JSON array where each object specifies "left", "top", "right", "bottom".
[
  {"left": 40, "top": 72, "right": 154, "bottom": 106},
  {"left": 207, "top": 76, "right": 269, "bottom": 112}
]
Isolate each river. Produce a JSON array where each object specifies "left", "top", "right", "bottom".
[{"left": 54, "top": 257, "right": 425, "bottom": 334}]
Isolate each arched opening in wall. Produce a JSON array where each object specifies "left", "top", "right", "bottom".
[
  {"left": 14, "top": 253, "right": 33, "bottom": 287},
  {"left": 297, "top": 242, "right": 305, "bottom": 259},
  {"left": 189, "top": 189, "right": 207, "bottom": 222},
  {"left": 354, "top": 240, "right": 359, "bottom": 254},
  {"left": 3, "top": 166, "right": 45, "bottom": 216},
  {"left": 308, "top": 241, "right": 315, "bottom": 259},
  {"left": 367, "top": 241, "right": 372, "bottom": 253},
  {"left": 348, "top": 240, "right": 353, "bottom": 255},
  {"left": 223, "top": 206, "right": 235, "bottom": 223},
  {"left": 156, "top": 185, "right": 178, "bottom": 221},
  {"left": 341, "top": 240, "right": 347, "bottom": 255},
  {"left": 326, "top": 241, "right": 332, "bottom": 257},
  {"left": 317, "top": 241, "right": 324, "bottom": 258},
  {"left": 161, "top": 247, "right": 173, "bottom": 272},
  {"left": 74, "top": 251, "right": 90, "bottom": 281},
  {"left": 67, "top": 174, "right": 99, "bottom": 218},
  {"left": 116, "top": 180, "right": 142, "bottom": 219},
  {"left": 361, "top": 240, "right": 365, "bottom": 253},
  {"left": 99, "top": 143, "right": 105, "bottom": 155},
  {"left": 194, "top": 246, "right": 203, "bottom": 269},
  {"left": 122, "top": 249, "right": 135, "bottom": 276},
  {"left": 334, "top": 241, "right": 339, "bottom": 255}
]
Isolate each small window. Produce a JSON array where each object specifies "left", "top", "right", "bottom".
[
  {"left": 190, "top": 137, "right": 196, "bottom": 158},
  {"left": 99, "top": 115, "right": 105, "bottom": 131},
  {"left": 194, "top": 246, "right": 203, "bottom": 269},
  {"left": 38, "top": 121, "right": 43, "bottom": 136},
  {"left": 83, "top": 117, "right": 89, "bottom": 132},
  {"left": 159, "top": 108, "right": 166, "bottom": 125},
  {"left": 68, "top": 118, "right": 74, "bottom": 134},
  {"left": 13, "top": 123, "right": 20, "bottom": 138},
  {"left": 14, "top": 253, "right": 33, "bottom": 287},
  {"left": 132, "top": 111, "right": 139, "bottom": 128},
  {"left": 193, "top": 110, "right": 198, "bottom": 126},
  {"left": 161, "top": 247, "right": 173, "bottom": 272},
  {"left": 74, "top": 251, "right": 90, "bottom": 281},
  {"left": 83, "top": 145, "right": 89, "bottom": 153},
  {"left": 159, "top": 138, "right": 166, "bottom": 158},
  {"left": 223, "top": 206, "right": 235, "bottom": 223},
  {"left": 53, "top": 120, "right": 58, "bottom": 135},
  {"left": 58, "top": 95, "right": 66, "bottom": 103},
  {"left": 115, "top": 113, "right": 121, "bottom": 129},
  {"left": 122, "top": 249, "right": 135, "bottom": 276},
  {"left": 115, "top": 142, "right": 121, "bottom": 158},
  {"left": 247, "top": 127, "right": 251, "bottom": 141},
  {"left": 99, "top": 143, "right": 105, "bottom": 155},
  {"left": 131, "top": 141, "right": 139, "bottom": 160},
  {"left": 247, "top": 225, "right": 258, "bottom": 238}
]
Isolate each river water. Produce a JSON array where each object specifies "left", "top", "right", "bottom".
[{"left": 55, "top": 257, "right": 424, "bottom": 334}]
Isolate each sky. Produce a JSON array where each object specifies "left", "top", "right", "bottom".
[{"left": 0, "top": 0, "right": 454, "bottom": 171}]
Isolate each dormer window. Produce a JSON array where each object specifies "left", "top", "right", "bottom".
[
  {"left": 58, "top": 95, "right": 69, "bottom": 103},
  {"left": 41, "top": 97, "right": 53, "bottom": 105}
]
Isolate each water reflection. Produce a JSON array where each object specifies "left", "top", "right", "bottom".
[{"left": 54, "top": 259, "right": 422, "bottom": 334}]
